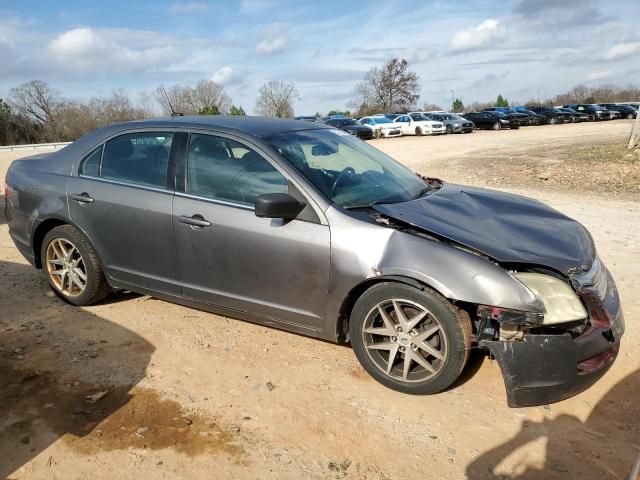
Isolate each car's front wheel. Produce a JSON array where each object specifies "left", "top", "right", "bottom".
[
  {"left": 628, "top": 113, "right": 635, "bottom": 120},
  {"left": 42, "top": 225, "right": 112, "bottom": 306},
  {"left": 446, "top": 125, "right": 453, "bottom": 134},
  {"left": 415, "top": 127, "right": 423, "bottom": 136},
  {"left": 492, "top": 122, "right": 501, "bottom": 130},
  {"left": 350, "top": 283, "right": 471, "bottom": 395}
]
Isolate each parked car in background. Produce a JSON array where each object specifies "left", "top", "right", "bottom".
[
  {"left": 527, "top": 107, "right": 572, "bottom": 124},
  {"left": 556, "top": 107, "right": 590, "bottom": 122},
  {"left": 294, "top": 116, "right": 320, "bottom": 122},
  {"left": 563, "top": 104, "right": 613, "bottom": 121},
  {"left": 483, "top": 108, "right": 532, "bottom": 126},
  {"left": 502, "top": 108, "right": 546, "bottom": 125},
  {"left": 325, "top": 117, "right": 374, "bottom": 140},
  {"left": 391, "top": 113, "right": 445, "bottom": 136},
  {"left": 5, "top": 115, "right": 624, "bottom": 408},
  {"left": 424, "top": 113, "right": 475, "bottom": 133},
  {"left": 359, "top": 116, "right": 403, "bottom": 138},
  {"left": 461, "top": 111, "right": 518, "bottom": 130},
  {"left": 600, "top": 104, "right": 637, "bottom": 119}
]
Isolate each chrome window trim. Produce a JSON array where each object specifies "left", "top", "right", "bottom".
[
  {"left": 173, "top": 190, "right": 255, "bottom": 211},
  {"left": 77, "top": 174, "right": 174, "bottom": 195}
]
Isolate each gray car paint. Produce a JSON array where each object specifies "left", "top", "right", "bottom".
[{"left": 1, "top": 116, "right": 601, "bottom": 342}]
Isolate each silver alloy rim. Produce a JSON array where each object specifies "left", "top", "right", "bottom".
[
  {"left": 362, "top": 299, "right": 448, "bottom": 383},
  {"left": 45, "top": 238, "right": 87, "bottom": 297}
]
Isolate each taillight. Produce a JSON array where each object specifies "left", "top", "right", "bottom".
[{"left": 3, "top": 176, "right": 9, "bottom": 199}]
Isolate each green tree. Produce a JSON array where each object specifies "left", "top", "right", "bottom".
[
  {"left": 199, "top": 105, "right": 220, "bottom": 115},
  {"left": 496, "top": 94, "right": 509, "bottom": 107},
  {"left": 452, "top": 98, "right": 464, "bottom": 113},
  {"left": 228, "top": 105, "right": 246, "bottom": 115}
]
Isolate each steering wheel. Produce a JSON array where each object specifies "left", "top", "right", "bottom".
[{"left": 330, "top": 167, "right": 356, "bottom": 196}]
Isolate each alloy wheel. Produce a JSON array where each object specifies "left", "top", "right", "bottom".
[
  {"left": 362, "top": 299, "right": 448, "bottom": 383},
  {"left": 45, "top": 238, "right": 88, "bottom": 297}
]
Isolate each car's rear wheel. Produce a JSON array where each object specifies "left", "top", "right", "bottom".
[
  {"left": 492, "top": 122, "right": 501, "bottom": 130},
  {"left": 350, "top": 283, "right": 471, "bottom": 395},
  {"left": 42, "top": 225, "right": 112, "bottom": 306}
]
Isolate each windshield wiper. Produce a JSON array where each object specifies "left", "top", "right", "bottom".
[{"left": 343, "top": 198, "right": 406, "bottom": 209}]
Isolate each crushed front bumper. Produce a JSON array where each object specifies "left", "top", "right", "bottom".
[
  {"left": 482, "top": 326, "right": 620, "bottom": 407},
  {"left": 483, "top": 257, "right": 624, "bottom": 408}
]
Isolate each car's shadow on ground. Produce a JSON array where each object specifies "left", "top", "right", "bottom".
[
  {"left": 466, "top": 367, "right": 640, "bottom": 479},
  {"left": 0, "top": 259, "right": 154, "bottom": 479}
]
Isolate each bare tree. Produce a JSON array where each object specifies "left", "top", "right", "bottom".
[
  {"left": 354, "top": 58, "right": 421, "bottom": 112},
  {"left": 254, "top": 81, "right": 298, "bottom": 118},
  {"left": 8, "top": 80, "right": 62, "bottom": 124},
  {"left": 422, "top": 102, "right": 443, "bottom": 111},
  {"left": 155, "top": 80, "right": 231, "bottom": 115}
]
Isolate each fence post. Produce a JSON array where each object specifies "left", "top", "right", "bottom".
[{"left": 629, "top": 112, "right": 640, "bottom": 149}]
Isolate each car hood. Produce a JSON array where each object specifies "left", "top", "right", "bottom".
[
  {"left": 373, "top": 184, "right": 594, "bottom": 274},
  {"left": 377, "top": 122, "right": 401, "bottom": 129},
  {"left": 342, "top": 125, "right": 369, "bottom": 132}
]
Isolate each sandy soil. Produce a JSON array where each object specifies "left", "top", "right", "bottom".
[{"left": 1, "top": 121, "right": 639, "bottom": 479}]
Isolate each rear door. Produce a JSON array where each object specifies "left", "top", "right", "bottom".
[
  {"left": 68, "top": 130, "right": 181, "bottom": 295},
  {"left": 172, "top": 131, "right": 330, "bottom": 330}
]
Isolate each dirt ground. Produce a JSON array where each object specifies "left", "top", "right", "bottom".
[{"left": 1, "top": 120, "right": 639, "bottom": 479}]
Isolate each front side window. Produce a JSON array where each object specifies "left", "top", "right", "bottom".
[
  {"left": 263, "top": 129, "right": 427, "bottom": 208},
  {"left": 187, "top": 133, "right": 288, "bottom": 206},
  {"left": 79, "top": 145, "right": 103, "bottom": 177},
  {"left": 101, "top": 132, "right": 173, "bottom": 188}
]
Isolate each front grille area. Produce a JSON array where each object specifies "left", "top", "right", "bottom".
[{"left": 463, "top": 123, "right": 473, "bottom": 127}]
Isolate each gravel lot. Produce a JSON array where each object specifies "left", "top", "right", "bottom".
[{"left": 1, "top": 120, "right": 638, "bottom": 479}]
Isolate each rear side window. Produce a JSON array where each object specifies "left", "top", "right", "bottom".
[
  {"left": 79, "top": 145, "right": 102, "bottom": 177},
  {"left": 186, "top": 133, "right": 288, "bottom": 206},
  {"left": 101, "top": 132, "right": 174, "bottom": 188}
]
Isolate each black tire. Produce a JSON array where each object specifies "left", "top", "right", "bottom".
[
  {"left": 374, "top": 129, "right": 382, "bottom": 139},
  {"left": 415, "top": 127, "right": 423, "bottom": 136},
  {"left": 588, "top": 115, "right": 595, "bottom": 122},
  {"left": 492, "top": 122, "right": 501, "bottom": 130},
  {"left": 41, "top": 224, "right": 112, "bottom": 306},
  {"left": 549, "top": 117, "right": 557, "bottom": 125},
  {"left": 628, "top": 113, "right": 635, "bottom": 120},
  {"left": 446, "top": 124, "right": 453, "bottom": 134},
  {"left": 350, "top": 282, "right": 472, "bottom": 395}
]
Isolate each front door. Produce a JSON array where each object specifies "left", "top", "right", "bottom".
[
  {"left": 68, "top": 130, "right": 181, "bottom": 295},
  {"left": 172, "top": 132, "right": 330, "bottom": 330}
]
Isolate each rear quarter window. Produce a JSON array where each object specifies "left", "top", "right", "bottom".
[{"left": 79, "top": 145, "right": 103, "bottom": 177}]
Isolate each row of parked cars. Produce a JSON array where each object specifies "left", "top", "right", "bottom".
[{"left": 297, "top": 102, "right": 638, "bottom": 138}]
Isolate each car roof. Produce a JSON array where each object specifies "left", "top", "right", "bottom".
[{"left": 111, "top": 115, "right": 330, "bottom": 137}]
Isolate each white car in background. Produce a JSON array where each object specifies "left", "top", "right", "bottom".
[
  {"left": 359, "top": 115, "right": 403, "bottom": 138},
  {"left": 392, "top": 113, "right": 446, "bottom": 136}
]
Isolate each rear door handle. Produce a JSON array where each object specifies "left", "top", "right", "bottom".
[
  {"left": 179, "top": 214, "right": 211, "bottom": 228},
  {"left": 70, "top": 192, "right": 94, "bottom": 203}
]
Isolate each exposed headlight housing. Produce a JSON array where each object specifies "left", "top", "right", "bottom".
[{"left": 514, "top": 272, "right": 587, "bottom": 325}]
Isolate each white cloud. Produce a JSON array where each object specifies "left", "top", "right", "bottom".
[
  {"left": 606, "top": 42, "right": 640, "bottom": 60},
  {"left": 450, "top": 19, "right": 507, "bottom": 52},
  {"left": 256, "top": 23, "right": 289, "bottom": 55},
  {"left": 586, "top": 70, "right": 613, "bottom": 81},
  {"left": 47, "top": 27, "right": 180, "bottom": 73},
  {"left": 212, "top": 65, "right": 235, "bottom": 85},
  {"left": 168, "top": 2, "right": 208, "bottom": 14}
]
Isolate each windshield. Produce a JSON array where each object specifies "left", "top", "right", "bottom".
[
  {"left": 372, "top": 117, "right": 393, "bottom": 124},
  {"left": 410, "top": 113, "right": 427, "bottom": 121},
  {"left": 342, "top": 118, "right": 358, "bottom": 126},
  {"left": 262, "top": 129, "right": 428, "bottom": 208},
  {"left": 441, "top": 114, "right": 458, "bottom": 120}
]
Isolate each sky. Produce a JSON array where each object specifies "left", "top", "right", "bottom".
[{"left": 1, "top": 0, "right": 640, "bottom": 114}]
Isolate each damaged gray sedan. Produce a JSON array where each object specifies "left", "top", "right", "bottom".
[{"left": 4, "top": 116, "right": 624, "bottom": 407}]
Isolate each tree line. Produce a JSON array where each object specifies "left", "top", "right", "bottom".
[
  {"left": 0, "top": 79, "right": 297, "bottom": 146},
  {"left": 2, "top": 58, "right": 639, "bottom": 145}
]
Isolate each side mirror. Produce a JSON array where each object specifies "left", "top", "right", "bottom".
[{"left": 255, "top": 193, "right": 305, "bottom": 219}]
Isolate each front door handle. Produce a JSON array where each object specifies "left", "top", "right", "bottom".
[
  {"left": 70, "top": 192, "right": 94, "bottom": 203},
  {"left": 179, "top": 214, "right": 211, "bottom": 228}
]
